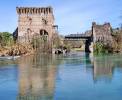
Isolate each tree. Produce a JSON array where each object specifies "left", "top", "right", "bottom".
[
  {"left": 0, "top": 32, "right": 13, "bottom": 46},
  {"left": 52, "top": 33, "right": 61, "bottom": 48}
]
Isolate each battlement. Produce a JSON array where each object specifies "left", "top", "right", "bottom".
[
  {"left": 16, "top": 6, "right": 56, "bottom": 44},
  {"left": 92, "top": 22, "right": 111, "bottom": 28},
  {"left": 16, "top": 6, "right": 53, "bottom": 14}
]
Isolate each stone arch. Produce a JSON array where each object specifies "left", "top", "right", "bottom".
[
  {"left": 40, "top": 29, "right": 48, "bottom": 41},
  {"left": 40, "top": 29, "right": 48, "bottom": 35}
]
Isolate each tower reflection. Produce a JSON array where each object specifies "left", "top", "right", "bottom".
[
  {"left": 17, "top": 54, "right": 58, "bottom": 100},
  {"left": 93, "top": 55, "right": 114, "bottom": 82},
  {"left": 85, "top": 54, "right": 122, "bottom": 83}
]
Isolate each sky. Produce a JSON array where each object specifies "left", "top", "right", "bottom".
[{"left": 0, "top": 0, "right": 122, "bottom": 35}]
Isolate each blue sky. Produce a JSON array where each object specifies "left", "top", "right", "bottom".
[{"left": 0, "top": 0, "right": 122, "bottom": 35}]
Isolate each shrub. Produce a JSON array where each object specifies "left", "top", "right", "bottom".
[
  {"left": 94, "top": 42, "right": 107, "bottom": 54},
  {"left": 0, "top": 32, "right": 14, "bottom": 47}
]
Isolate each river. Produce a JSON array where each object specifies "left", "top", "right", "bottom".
[{"left": 0, "top": 52, "right": 122, "bottom": 100}]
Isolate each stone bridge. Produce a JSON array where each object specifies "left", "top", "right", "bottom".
[
  {"left": 64, "top": 33, "right": 93, "bottom": 53},
  {"left": 64, "top": 22, "right": 114, "bottom": 53}
]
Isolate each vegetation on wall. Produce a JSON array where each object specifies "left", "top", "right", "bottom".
[
  {"left": 94, "top": 28, "right": 122, "bottom": 54},
  {"left": 31, "top": 33, "right": 62, "bottom": 53},
  {"left": 52, "top": 33, "right": 62, "bottom": 49},
  {"left": 112, "top": 29, "right": 122, "bottom": 52},
  {"left": 94, "top": 42, "right": 106, "bottom": 54}
]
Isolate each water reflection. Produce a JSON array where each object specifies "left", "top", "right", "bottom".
[
  {"left": 16, "top": 53, "right": 122, "bottom": 100},
  {"left": 86, "top": 54, "right": 122, "bottom": 83},
  {"left": 17, "top": 54, "right": 60, "bottom": 100},
  {"left": 1, "top": 53, "right": 122, "bottom": 100},
  {"left": 93, "top": 56, "right": 113, "bottom": 82}
]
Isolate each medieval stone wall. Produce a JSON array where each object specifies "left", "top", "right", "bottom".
[
  {"left": 92, "top": 22, "right": 113, "bottom": 45},
  {"left": 16, "top": 7, "right": 56, "bottom": 43}
]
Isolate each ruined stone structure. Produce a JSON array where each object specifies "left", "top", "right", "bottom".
[
  {"left": 64, "top": 22, "right": 114, "bottom": 53},
  {"left": 16, "top": 7, "right": 58, "bottom": 43},
  {"left": 92, "top": 22, "right": 113, "bottom": 45}
]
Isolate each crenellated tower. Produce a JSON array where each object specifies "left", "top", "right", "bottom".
[{"left": 16, "top": 6, "right": 57, "bottom": 43}]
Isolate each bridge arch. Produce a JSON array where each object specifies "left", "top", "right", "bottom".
[{"left": 64, "top": 34, "right": 93, "bottom": 53}]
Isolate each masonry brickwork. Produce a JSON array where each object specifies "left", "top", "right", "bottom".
[
  {"left": 16, "top": 7, "right": 57, "bottom": 43},
  {"left": 92, "top": 22, "right": 113, "bottom": 45}
]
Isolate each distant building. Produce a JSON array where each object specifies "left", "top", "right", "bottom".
[{"left": 15, "top": 7, "right": 58, "bottom": 43}]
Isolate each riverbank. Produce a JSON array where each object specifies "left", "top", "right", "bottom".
[{"left": 0, "top": 43, "right": 34, "bottom": 57}]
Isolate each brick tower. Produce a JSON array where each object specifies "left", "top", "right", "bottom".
[{"left": 16, "top": 6, "right": 57, "bottom": 43}]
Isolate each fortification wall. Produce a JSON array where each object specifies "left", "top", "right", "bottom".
[
  {"left": 92, "top": 22, "right": 113, "bottom": 45},
  {"left": 16, "top": 7, "right": 56, "bottom": 43}
]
